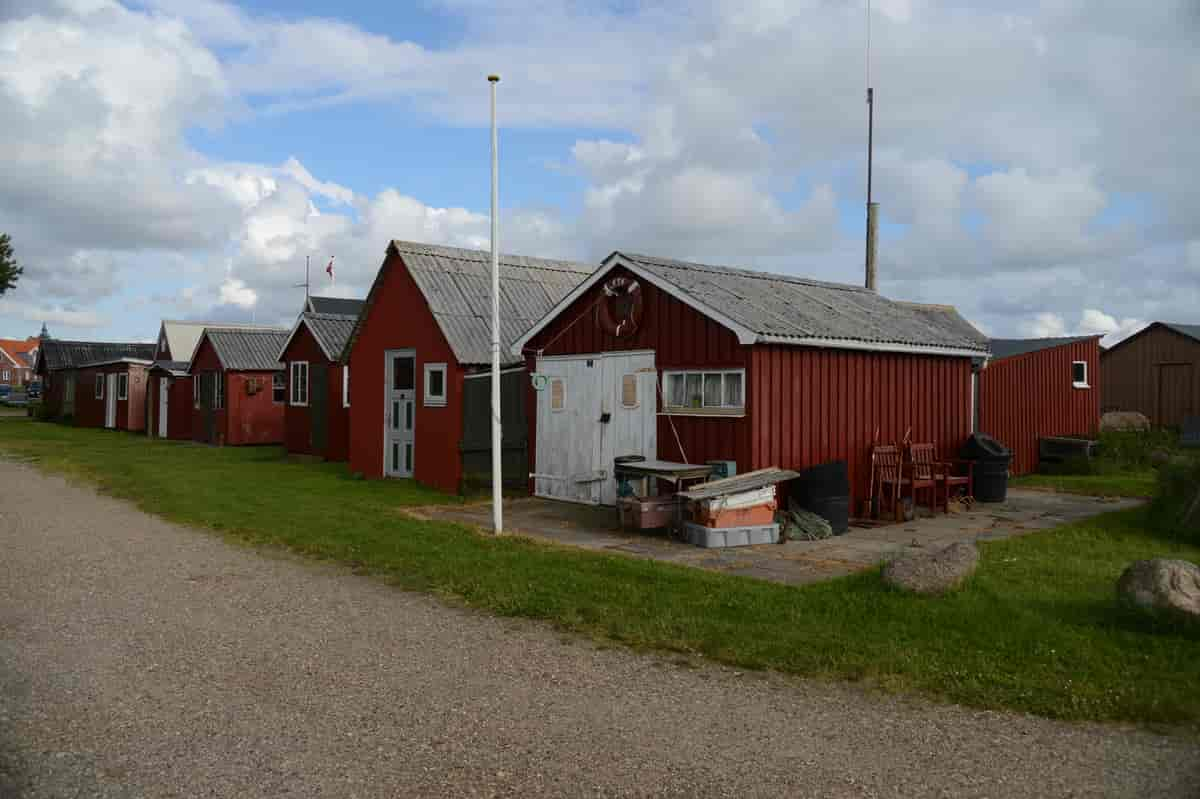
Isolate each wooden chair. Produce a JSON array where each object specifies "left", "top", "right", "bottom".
[
  {"left": 907, "top": 443, "right": 940, "bottom": 518},
  {"left": 871, "top": 444, "right": 905, "bottom": 521},
  {"left": 934, "top": 458, "right": 974, "bottom": 512}
]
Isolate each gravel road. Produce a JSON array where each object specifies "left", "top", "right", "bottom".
[{"left": 1, "top": 459, "right": 1196, "bottom": 798}]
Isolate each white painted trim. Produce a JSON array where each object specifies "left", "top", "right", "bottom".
[
  {"left": 534, "top": 349, "right": 657, "bottom": 363},
  {"left": 276, "top": 315, "right": 337, "bottom": 363},
  {"left": 117, "top": 373, "right": 129, "bottom": 401},
  {"left": 757, "top": 334, "right": 986, "bottom": 359},
  {"left": 94, "top": 373, "right": 104, "bottom": 399},
  {"left": 272, "top": 371, "right": 286, "bottom": 404},
  {"left": 342, "top": 366, "right": 350, "bottom": 408},
  {"left": 289, "top": 361, "right": 309, "bottom": 406},
  {"left": 1071, "top": 360, "right": 1090, "bottom": 389},
  {"left": 662, "top": 368, "right": 746, "bottom": 412},
  {"left": 423, "top": 362, "right": 448, "bottom": 407}
]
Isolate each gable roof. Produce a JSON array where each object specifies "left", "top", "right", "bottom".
[
  {"left": 36, "top": 340, "right": 157, "bottom": 373},
  {"left": 988, "top": 336, "right": 1097, "bottom": 360},
  {"left": 514, "top": 252, "right": 991, "bottom": 358},
  {"left": 149, "top": 360, "right": 190, "bottom": 377},
  {"left": 342, "top": 240, "right": 593, "bottom": 365},
  {"left": 0, "top": 337, "right": 40, "bottom": 369},
  {"left": 278, "top": 312, "right": 358, "bottom": 363},
  {"left": 1101, "top": 321, "right": 1200, "bottom": 357},
  {"left": 306, "top": 296, "right": 365, "bottom": 317},
  {"left": 158, "top": 320, "right": 283, "bottom": 363},
  {"left": 191, "top": 328, "right": 289, "bottom": 372}
]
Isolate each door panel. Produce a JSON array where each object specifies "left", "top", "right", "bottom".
[
  {"left": 310, "top": 363, "right": 327, "bottom": 453},
  {"left": 105, "top": 374, "right": 118, "bottom": 428},
  {"left": 384, "top": 350, "right": 415, "bottom": 477},
  {"left": 158, "top": 378, "right": 169, "bottom": 437}
]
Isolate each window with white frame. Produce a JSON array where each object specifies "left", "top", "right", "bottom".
[
  {"left": 1072, "top": 361, "right": 1089, "bottom": 388},
  {"left": 272, "top": 371, "right": 286, "bottom": 403},
  {"left": 342, "top": 366, "right": 350, "bottom": 408},
  {"left": 290, "top": 361, "right": 309, "bottom": 406},
  {"left": 213, "top": 373, "right": 225, "bottom": 409},
  {"left": 95, "top": 373, "right": 104, "bottom": 399},
  {"left": 117, "top": 373, "right": 128, "bottom": 400},
  {"left": 1, "top": 370, "right": 9, "bottom": 382},
  {"left": 664, "top": 369, "right": 745, "bottom": 413},
  {"left": 423, "top": 362, "right": 447, "bottom": 407}
]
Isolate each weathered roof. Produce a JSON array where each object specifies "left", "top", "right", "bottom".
[
  {"left": 279, "top": 313, "right": 358, "bottom": 363},
  {"left": 1100, "top": 321, "right": 1199, "bottom": 358},
  {"left": 988, "top": 336, "right": 1095, "bottom": 360},
  {"left": 306, "top": 296, "right": 365, "bottom": 317},
  {"left": 36, "top": 340, "right": 156, "bottom": 372},
  {"left": 159, "top": 320, "right": 282, "bottom": 363},
  {"left": 515, "top": 252, "right": 991, "bottom": 357},
  {"left": 195, "top": 328, "right": 289, "bottom": 372},
  {"left": 76, "top": 357, "right": 154, "bottom": 369},
  {"left": 149, "top": 360, "right": 190, "bottom": 377},
  {"left": 343, "top": 240, "right": 593, "bottom": 365}
]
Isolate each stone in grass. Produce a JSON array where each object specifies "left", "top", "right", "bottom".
[
  {"left": 881, "top": 541, "right": 980, "bottom": 595},
  {"left": 1116, "top": 559, "right": 1200, "bottom": 619}
]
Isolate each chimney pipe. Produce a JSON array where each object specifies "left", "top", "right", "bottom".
[{"left": 865, "top": 201, "right": 879, "bottom": 291}]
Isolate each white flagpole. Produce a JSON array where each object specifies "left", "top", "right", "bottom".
[{"left": 488, "top": 74, "right": 503, "bottom": 535}]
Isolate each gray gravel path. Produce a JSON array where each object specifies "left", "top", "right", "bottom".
[{"left": 1, "top": 459, "right": 1196, "bottom": 798}]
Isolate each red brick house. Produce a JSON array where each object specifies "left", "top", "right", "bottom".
[
  {"left": 278, "top": 311, "right": 360, "bottom": 461},
  {"left": 0, "top": 336, "right": 41, "bottom": 388},
  {"left": 73, "top": 357, "right": 153, "bottom": 431},
  {"left": 341, "top": 240, "right": 591, "bottom": 493},
  {"left": 514, "top": 252, "right": 989, "bottom": 506},
  {"left": 979, "top": 337, "right": 1102, "bottom": 476},
  {"left": 188, "top": 327, "right": 289, "bottom": 446},
  {"left": 34, "top": 340, "right": 156, "bottom": 420}
]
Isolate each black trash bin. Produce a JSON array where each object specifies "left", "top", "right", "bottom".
[
  {"left": 961, "top": 433, "right": 1011, "bottom": 503},
  {"left": 789, "top": 460, "right": 851, "bottom": 534}
]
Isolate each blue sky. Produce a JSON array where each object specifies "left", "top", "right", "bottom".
[{"left": 1, "top": 0, "right": 1196, "bottom": 346}]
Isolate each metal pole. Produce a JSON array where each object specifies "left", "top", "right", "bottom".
[
  {"left": 305, "top": 255, "right": 311, "bottom": 301},
  {"left": 488, "top": 74, "right": 503, "bottom": 535},
  {"left": 865, "top": 87, "right": 876, "bottom": 291}
]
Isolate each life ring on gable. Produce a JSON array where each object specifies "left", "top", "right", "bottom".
[{"left": 597, "top": 277, "right": 643, "bottom": 338}]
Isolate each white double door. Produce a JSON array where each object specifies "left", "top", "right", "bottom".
[
  {"left": 104, "top": 374, "right": 117, "bottom": 429},
  {"left": 534, "top": 351, "right": 657, "bottom": 506}
]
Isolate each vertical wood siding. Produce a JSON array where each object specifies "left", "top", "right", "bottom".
[
  {"left": 979, "top": 339, "right": 1101, "bottom": 476},
  {"left": 1101, "top": 325, "right": 1200, "bottom": 427},
  {"left": 147, "top": 374, "right": 194, "bottom": 440},
  {"left": 71, "top": 363, "right": 149, "bottom": 432},
  {"left": 750, "top": 345, "right": 973, "bottom": 506}
]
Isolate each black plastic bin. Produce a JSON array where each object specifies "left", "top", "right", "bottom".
[
  {"left": 961, "top": 433, "right": 1011, "bottom": 503},
  {"left": 789, "top": 460, "right": 851, "bottom": 534}
]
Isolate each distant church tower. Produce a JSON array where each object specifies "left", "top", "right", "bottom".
[{"left": 38, "top": 322, "right": 50, "bottom": 340}]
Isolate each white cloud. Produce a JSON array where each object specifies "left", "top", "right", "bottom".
[{"left": 218, "top": 277, "right": 257, "bottom": 309}]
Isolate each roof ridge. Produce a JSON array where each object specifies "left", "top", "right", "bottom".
[
  {"left": 618, "top": 252, "right": 873, "bottom": 294},
  {"left": 391, "top": 239, "right": 593, "bottom": 273}
]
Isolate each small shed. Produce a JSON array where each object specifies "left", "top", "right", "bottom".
[
  {"left": 979, "top": 336, "right": 1101, "bottom": 475},
  {"left": 188, "top": 327, "right": 290, "bottom": 446},
  {"left": 278, "top": 312, "right": 358, "bottom": 461},
  {"left": 1101, "top": 322, "right": 1200, "bottom": 427},
  {"left": 341, "top": 240, "right": 592, "bottom": 493},
  {"left": 147, "top": 361, "right": 193, "bottom": 440},
  {"left": 73, "top": 357, "right": 153, "bottom": 431},
  {"left": 34, "top": 340, "right": 156, "bottom": 420},
  {"left": 514, "top": 252, "right": 989, "bottom": 507}
]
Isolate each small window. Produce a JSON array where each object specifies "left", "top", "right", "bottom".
[
  {"left": 214, "top": 373, "right": 225, "bottom": 409},
  {"left": 95, "top": 373, "right": 104, "bottom": 399},
  {"left": 663, "top": 369, "right": 745, "bottom": 413},
  {"left": 117, "top": 373, "right": 128, "bottom": 401},
  {"left": 550, "top": 378, "right": 565, "bottom": 411},
  {"left": 424, "top": 363, "right": 447, "bottom": 407},
  {"left": 1072, "top": 361, "right": 1089, "bottom": 388},
  {"left": 621, "top": 374, "right": 638, "bottom": 408},
  {"left": 272, "top": 372, "right": 286, "bottom": 403},
  {"left": 290, "top": 361, "right": 309, "bottom": 406},
  {"left": 1, "top": 370, "right": 9, "bottom": 382},
  {"left": 393, "top": 356, "right": 414, "bottom": 391},
  {"left": 342, "top": 367, "right": 350, "bottom": 408}
]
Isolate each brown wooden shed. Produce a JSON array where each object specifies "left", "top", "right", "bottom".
[{"left": 1100, "top": 322, "right": 1200, "bottom": 427}]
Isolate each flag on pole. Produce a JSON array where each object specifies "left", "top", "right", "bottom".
[{"left": 325, "top": 256, "right": 336, "bottom": 284}]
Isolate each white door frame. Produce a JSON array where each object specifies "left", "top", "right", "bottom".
[
  {"left": 158, "top": 377, "right": 169, "bottom": 438},
  {"left": 104, "top": 373, "right": 118, "bottom": 429},
  {"left": 383, "top": 349, "right": 416, "bottom": 478}
]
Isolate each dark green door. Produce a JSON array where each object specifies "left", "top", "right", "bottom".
[{"left": 310, "top": 364, "right": 327, "bottom": 454}]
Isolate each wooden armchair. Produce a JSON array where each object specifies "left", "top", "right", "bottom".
[
  {"left": 907, "top": 443, "right": 940, "bottom": 518},
  {"left": 871, "top": 444, "right": 905, "bottom": 521},
  {"left": 934, "top": 458, "right": 974, "bottom": 512}
]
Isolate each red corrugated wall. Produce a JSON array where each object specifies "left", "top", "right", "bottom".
[
  {"left": 347, "top": 251, "right": 464, "bottom": 491},
  {"left": 225, "top": 372, "right": 284, "bottom": 446},
  {"left": 979, "top": 338, "right": 1101, "bottom": 476},
  {"left": 750, "top": 346, "right": 973, "bottom": 508},
  {"left": 282, "top": 324, "right": 350, "bottom": 461}
]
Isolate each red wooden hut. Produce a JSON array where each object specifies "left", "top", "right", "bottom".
[
  {"left": 188, "top": 327, "right": 289, "bottom": 446},
  {"left": 278, "top": 311, "right": 360, "bottom": 461},
  {"left": 514, "top": 252, "right": 990, "bottom": 507},
  {"left": 978, "top": 336, "right": 1102, "bottom": 476},
  {"left": 73, "top": 357, "right": 153, "bottom": 431},
  {"left": 34, "top": 340, "right": 156, "bottom": 421},
  {"left": 341, "top": 240, "right": 591, "bottom": 493}
]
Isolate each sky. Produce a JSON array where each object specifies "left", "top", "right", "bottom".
[{"left": 1, "top": 0, "right": 1197, "bottom": 347}]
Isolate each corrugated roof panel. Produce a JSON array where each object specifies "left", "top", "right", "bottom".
[
  {"left": 307, "top": 297, "right": 364, "bottom": 316},
  {"left": 38, "top": 340, "right": 157, "bottom": 371},
  {"left": 303, "top": 313, "right": 358, "bottom": 361},
  {"left": 206, "top": 328, "right": 289, "bottom": 371}
]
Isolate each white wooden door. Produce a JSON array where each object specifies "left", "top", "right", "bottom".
[
  {"left": 158, "top": 378, "right": 169, "bottom": 438},
  {"left": 534, "top": 351, "right": 656, "bottom": 505},
  {"left": 104, "top": 374, "right": 117, "bottom": 428},
  {"left": 384, "top": 350, "right": 416, "bottom": 478}
]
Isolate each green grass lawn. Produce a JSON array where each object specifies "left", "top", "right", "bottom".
[
  {"left": 2, "top": 419, "right": 1199, "bottom": 726},
  {"left": 1012, "top": 470, "right": 1158, "bottom": 498}
]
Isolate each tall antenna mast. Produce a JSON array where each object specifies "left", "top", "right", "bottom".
[
  {"left": 488, "top": 73, "right": 504, "bottom": 535},
  {"left": 293, "top": 255, "right": 311, "bottom": 304},
  {"left": 864, "top": 0, "right": 879, "bottom": 291}
]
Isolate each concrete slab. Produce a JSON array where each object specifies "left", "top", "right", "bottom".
[{"left": 412, "top": 490, "right": 1144, "bottom": 587}]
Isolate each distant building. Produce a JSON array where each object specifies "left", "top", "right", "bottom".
[{"left": 1101, "top": 322, "right": 1199, "bottom": 427}]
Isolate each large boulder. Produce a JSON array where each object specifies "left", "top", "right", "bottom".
[
  {"left": 1117, "top": 559, "right": 1200, "bottom": 618},
  {"left": 881, "top": 541, "right": 979, "bottom": 595},
  {"left": 1100, "top": 411, "right": 1151, "bottom": 432}
]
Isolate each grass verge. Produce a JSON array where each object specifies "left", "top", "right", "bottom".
[
  {"left": 2, "top": 419, "right": 1198, "bottom": 726},
  {"left": 1011, "top": 471, "right": 1157, "bottom": 498}
]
